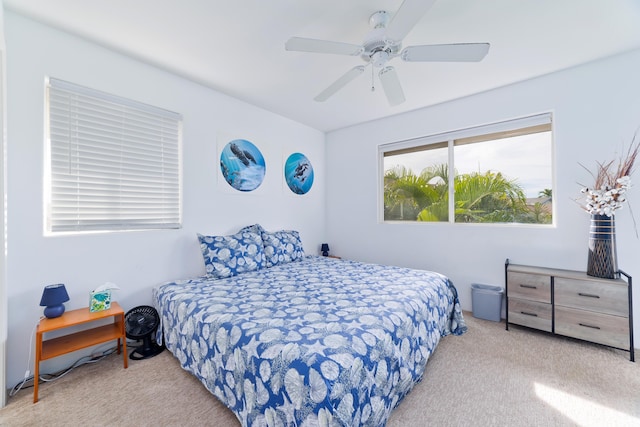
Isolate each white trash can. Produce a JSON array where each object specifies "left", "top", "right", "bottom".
[{"left": 471, "top": 283, "right": 504, "bottom": 322}]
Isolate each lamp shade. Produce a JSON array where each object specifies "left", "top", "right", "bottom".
[
  {"left": 321, "top": 243, "right": 330, "bottom": 256},
  {"left": 40, "top": 284, "right": 70, "bottom": 318}
]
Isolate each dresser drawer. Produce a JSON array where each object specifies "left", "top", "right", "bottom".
[
  {"left": 507, "top": 272, "right": 551, "bottom": 303},
  {"left": 508, "top": 298, "right": 552, "bottom": 332},
  {"left": 554, "top": 277, "right": 628, "bottom": 317},
  {"left": 555, "top": 305, "right": 629, "bottom": 349}
]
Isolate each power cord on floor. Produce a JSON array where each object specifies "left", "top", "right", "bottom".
[
  {"left": 8, "top": 339, "right": 141, "bottom": 397},
  {"left": 38, "top": 346, "right": 117, "bottom": 383},
  {"left": 9, "top": 320, "right": 39, "bottom": 397}
]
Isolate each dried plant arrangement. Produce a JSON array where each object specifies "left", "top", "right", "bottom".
[{"left": 579, "top": 135, "right": 640, "bottom": 217}]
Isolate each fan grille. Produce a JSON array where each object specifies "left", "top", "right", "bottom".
[{"left": 125, "top": 305, "right": 160, "bottom": 339}]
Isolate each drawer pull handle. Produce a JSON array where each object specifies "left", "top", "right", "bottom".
[
  {"left": 519, "top": 284, "right": 537, "bottom": 289},
  {"left": 578, "top": 292, "right": 600, "bottom": 299},
  {"left": 520, "top": 311, "right": 538, "bottom": 317},
  {"left": 579, "top": 323, "right": 601, "bottom": 330}
]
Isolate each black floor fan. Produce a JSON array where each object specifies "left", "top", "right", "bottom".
[{"left": 125, "top": 305, "right": 165, "bottom": 360}]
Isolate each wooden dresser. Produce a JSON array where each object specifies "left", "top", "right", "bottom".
[{"left": 505, "top": 260, "right": 634, "bottom": 361}]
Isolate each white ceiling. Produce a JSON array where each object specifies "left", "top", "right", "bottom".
[{"left": 5, "top": 0, "right": 640, "bottom": 132}]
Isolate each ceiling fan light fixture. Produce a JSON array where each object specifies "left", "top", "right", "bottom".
[{"left": 370, "top": 50, "right": 390, "bottom": 67}]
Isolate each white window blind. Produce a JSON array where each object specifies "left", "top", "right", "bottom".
[{"left": 46, "top": 78, "right": 182, "bottom": 233}]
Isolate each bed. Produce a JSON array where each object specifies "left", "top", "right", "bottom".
[{"left": 153, "top": 227, "right": 466, "bottom": 426}]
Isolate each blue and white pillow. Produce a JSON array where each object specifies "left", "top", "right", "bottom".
[
  {"left": 238, "top": 223, "right": 266, "bottom": 235},
  {"left": 197, "top": 231, "right": 265, "bottom": 279},
  {"left": 261, "top": 230, "right": 305, "bottom": 267}
]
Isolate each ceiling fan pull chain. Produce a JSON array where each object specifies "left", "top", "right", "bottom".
[{"left": 371, "top": 65, "right": 375, "bottom": 92}]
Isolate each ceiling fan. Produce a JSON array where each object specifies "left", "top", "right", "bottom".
[{"left": 285, "top": 0, "right": 490, "bottom": 106}]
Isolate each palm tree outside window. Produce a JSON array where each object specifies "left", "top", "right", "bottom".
[{"left": 381, "top": 114, "right": 553, "bottom": 225}]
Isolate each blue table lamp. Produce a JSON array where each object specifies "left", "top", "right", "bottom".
[
  {"left": 40, "top": 284, "right": 70, "bottom": 318},
  {"left": 321, "top": 243, "right": 330, "bottom": 257}
]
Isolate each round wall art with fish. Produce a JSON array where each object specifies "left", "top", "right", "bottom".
[
  {"left": 220, "top": 139, "right": 266, "bottom": 192},
  {"left": 284, "top": 152, "right": 314, "bottom": 195}
]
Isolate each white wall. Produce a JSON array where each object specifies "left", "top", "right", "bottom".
[
  {"left": 0, "top": 1, "right": 7, "bottom": 408},
  {"left": 326, "top": 48, "right": 640, "bottom": 349},
  {"left": 4, "top": 11, "right": 325, "bottom": 389}
]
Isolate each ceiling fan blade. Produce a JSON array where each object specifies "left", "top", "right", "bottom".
[
  {"left": 378, "top": 66, "right": 405, "bottom": 106},
  {"left": 285, "top": 37, "right": 363, "bottom": 56},
  {"left": 314, "top": 66, "right": 366, "bottom": 102},
  {"left": 384, "top": 0, "right": 437, "bottom": 44},
  {"left": 401, "top": 43, "right": 490, "bottom": 62}
]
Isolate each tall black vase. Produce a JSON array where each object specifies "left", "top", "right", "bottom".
[{"left": 587, "top": 214, "right": 618, "bottom": 279}]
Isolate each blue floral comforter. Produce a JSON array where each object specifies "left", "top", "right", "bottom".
[{"left": 153, "top": 256, "right": 466, "bottom": 426}]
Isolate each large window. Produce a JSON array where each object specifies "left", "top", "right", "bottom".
[
  {"left": 381, "top": 114, "right": 553, "bottom": 224},
  {"left": 45, "top": 78, "right": 182, "bottom": 233}
]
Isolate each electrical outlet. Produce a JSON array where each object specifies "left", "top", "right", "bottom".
[{"left": 24, "top": 369, "right": 30, "bottom": 379}]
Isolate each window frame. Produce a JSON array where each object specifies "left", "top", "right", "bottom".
[
  {"left": 378, "top": 113, "right": 554, "bottom": 225},
  {"left": 44, "top": 77, "right": 183, "bottom": 234}
]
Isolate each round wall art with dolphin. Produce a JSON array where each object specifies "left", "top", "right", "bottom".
[
  {"left": 220, "top": 139, "right": 266, "bottom": 192},
  {"left": 284, "top": 152, "right": 314, "bottom": 195}
]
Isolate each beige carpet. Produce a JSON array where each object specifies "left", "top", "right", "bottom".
[{"left": 1, "top": 313, "right": 638, "bottom": 427}]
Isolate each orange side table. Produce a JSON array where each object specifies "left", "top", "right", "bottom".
[{"left": 33, "top": 301, "right": 128, "bottom": 403}]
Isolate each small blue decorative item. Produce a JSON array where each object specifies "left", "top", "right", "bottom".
[{"left": 39, "top": 283, "right": 70, "bottom": 318}]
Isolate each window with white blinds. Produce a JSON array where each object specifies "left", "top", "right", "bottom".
[{"left": 45, "top": 78, "right": 182, "bottom": 233}]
